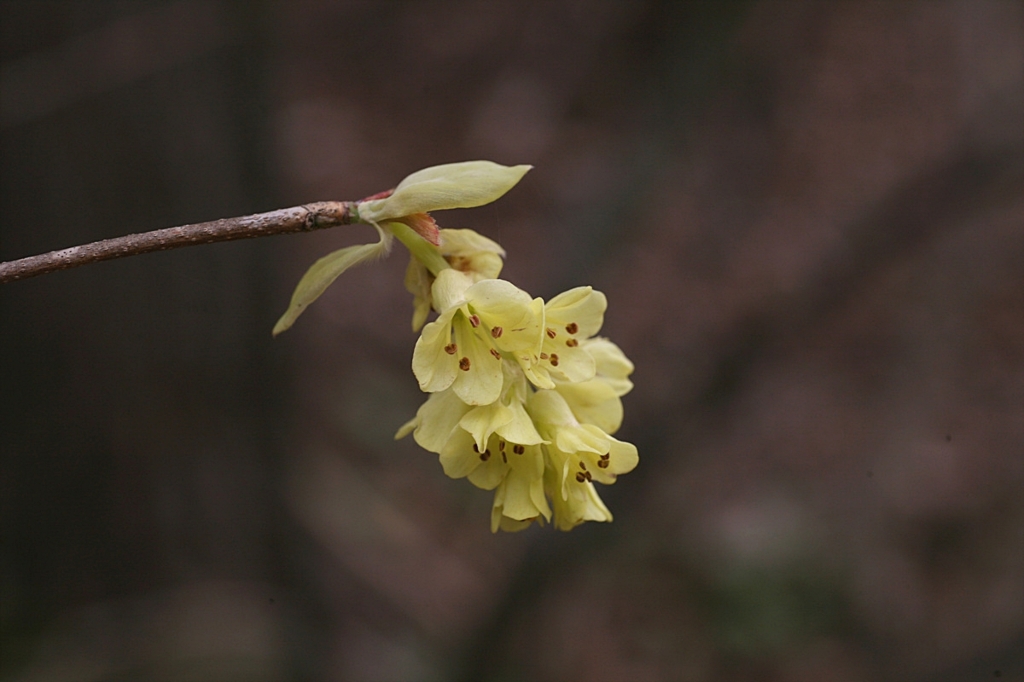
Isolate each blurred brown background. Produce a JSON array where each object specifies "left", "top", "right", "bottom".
[{"left": 1, "top": 1, "right": 1022, "bottom": 681}]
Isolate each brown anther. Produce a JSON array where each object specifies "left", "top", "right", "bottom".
[
  {"left": 468, "top": 314, "right": 481, "bottom": 328},
  {"left": 598, "top": 459, "right": 610, "bottom": 468},
  {"left": 444, "top": 343, "right": 457, "bottom": 355},
  {"left": 546, "top": 328, "right": 557, "bottom": 339},
  {"left": 489, "top": 348, "right": 501, "bottom": 360},
  {"left": 575, "top": 471, "right": 586, "bottom": 483},
  {"left": 491, "top": 326, "right": 503, "bottom": 338},
  {"left": 584, "top": 471, "right": 592, "bottom": 481},
  {"left": 499, "top": 441, "right": 506, "bottom": 451},
  {"left": 600, "top": 453, "right": 610, "bottom": 460},
  {"left": 579, "top": 461, "right": 587, "bottom": 470},
  {"left": 566, "top": 322, "right": 579, "bottom": 334},
  {"left": 513, "top": 444, "right": 525, "bottom": 455},
  {"left": 472, "top": 443, "right": 479, "bottom": 453},
  {"left": 539, "top": 352, "right": 549, "bottom": 360},
  {"left": 459, "top": 357, "right": 471, "bottom": 371},
  {"left": 501, "top": 451, "right": 507, "bottom": 463},
  {"left": 566, "top": 338, "right": 579, "bottom": 347},
  {"left": 549, "top": 353, "right": 559, "bottom": 367},
  {"left": 480, "top": 449, "right": 491, "bottom": 461}
]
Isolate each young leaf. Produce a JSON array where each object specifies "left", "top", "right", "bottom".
[
  {"left": 358, "top": 161, "right": 532, "bottom": 223},
  {"left": 272, "top": 229, "right": 391, "bottom": 336}
]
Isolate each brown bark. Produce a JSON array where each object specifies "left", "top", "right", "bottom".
[{"left": 0, "top": 201, "right": 356, "bottom": 283}]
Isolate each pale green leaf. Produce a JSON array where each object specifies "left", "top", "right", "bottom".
[
  {"left": 359, "top": 161, "right": 531, "bottom": 223},
  {"left": 272, "top": 229, "right": 390, "bottom": 336}
]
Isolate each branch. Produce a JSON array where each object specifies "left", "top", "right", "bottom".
[{"left": 0, "top": 201, "right": 357, "bottom": 283}]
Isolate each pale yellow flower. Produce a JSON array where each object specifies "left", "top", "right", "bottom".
[
  {"left": 528, "top": 389, "right": 638, "bottom": 531},
  {"left": 514, "top": 286, "right": 607, "bottom": 390},
  {"left": 552, "top": 337, "right": 634, "bottom": 434},
  {"left": 544, "top": 461, "right": 614, "bottom": 530},
  {"left": 412, "top": 269, "right": 543, "bottom": 406},
  {"left": 397, "top": 362, "right": 552, "bottom": 532},
  {"left": 405, "top": 228, "right": 507, "bottom": 332},
  {"left": 490, "top": 443, "right": 551, "bottom": 532},
  {"left": 398, "top": 362, "right": 543, "bottom": 465}
]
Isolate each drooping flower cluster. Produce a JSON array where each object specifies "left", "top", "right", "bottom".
[
  {"left": 275, "top": 161, "right": 637, "bottom": 532},
  {"left": 396, "top": 243, "right": 637, "bottom": 532}
]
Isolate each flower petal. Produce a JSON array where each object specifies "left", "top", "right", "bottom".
[
  {"left": 466, "top": 442, "right": 508, "bottom": 490},
  {"left": 430, "top": 268, "right": 474, "bottom": 312},
  {"left": 544, "top": 286, "right": 607, "bottom": 338},
  {"left": 555, "top": 424, "right": 609, "bottom": 456},
  {"left": 527, "top": 389, "right": 578, "bottom": 429},
  {"left": 495, "top": 397, "right": 545, "bottom": 445},
  {"left": 497, "top": 451, "right": 549, "bottom": 521},
  {"left": 411, "top": 389, "right": 472, "bottom": 453},
  {"left": 491, "top": 509, "right": 537, "bottom": 533},
  {"left": 451, "top": 318, "right": 503, "bottom": 405},
  {"left": 541, "top": 341, "right": 596, "bottom": 383},
  {"left": 459, "top": 401, "right": 513, "bottom": 452},
  {"left": 466, "top": 282, "right": 543, "bottom": 353},
  {"left": 584, "top": 337, "right": 635, "bottom": 396},
  {"left": 394, "top": 415, "right": 417, "bottom": 440},
  {"left": 547, "top": 470, "right": 613, "bottom": 531},
  {"left": 516, "top": 352, "right": 555, "bottom": 390},
  {"left": 440, "top": 228, "right": 505, "bottom": 258},
  {"left": 412, "top": 309, "right": 458, "bottom": 392},
  {"left": 555, "top": 378, "right": 623, "bottom": 433},
  {"left": 441, "top": 227, "right": 506, "bottom": 280},
  {"left": 438, "top": 428, "right": 483, "bottom": 479},
  {"left": 604, "top": 432, "right": 639, "bottom": 477}
]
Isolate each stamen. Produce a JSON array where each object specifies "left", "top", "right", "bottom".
[
  {"left": 566, "top": 322, "right": 579, "bottom": 334},
  {"left": 472, "top": 443, "right": 479, "bottom": 453},
  {"left": 501, "top": 451, "right": 507, "bottom": 463},
  {"left": 584, "top": 471, "right": 592, "bottom": 481},
  {"left": 513, "top": 444, "right": 525, "bottom": 455},
  {"left": 579, "top": 461, "right": 587, "bottom": 470},
  {"left": 546, "top": 328, "right": 557, "bottom": 339},
  {"left": 575, "top": 471, "right": 586, "bottom": 483},
  {"left": 549, "top": 353, "right": 559, "bottom": 367},
  {"left": 444, "top": 343, "right": 457, "bottom": 355},
  {"left": 489, "top": 349, "right": 501, "bottom": 360},
  {"left": 499, "top": 441, "right": 506, "bottom": 451},
  {"left": 600, "top": 453, "right": 610, "bottom": 460},
  {"left": 480, "top": 449, "right": 491, "bottom": 461},
  {"left": 566, "top": 338, "right": 579, "bottom": 347},
  {"left": 459, "top": 357, "right": 471, "bottom": 371},
  {"left": 468, "top": 314, "right": 481, "bottom": 328},
  {"left": 598, "top": 460, "right": 610, "bottom": 468},
  {"left": 539, "top": 352, "right": 549, "bottom": 360},
  {"left": 491, "top": 326, "right": 503, "bottom": 338}
]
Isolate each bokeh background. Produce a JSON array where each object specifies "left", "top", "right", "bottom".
[{"left": 2, "top": 1, "right": 1022, "bottom": 681}]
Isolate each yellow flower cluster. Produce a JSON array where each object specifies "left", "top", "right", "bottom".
[
  {"left": 397, "top": 232, "right": 637, "bottom": 533},
  {"left": 275, "top": 161, "right": 637, "bottom": 532}
]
